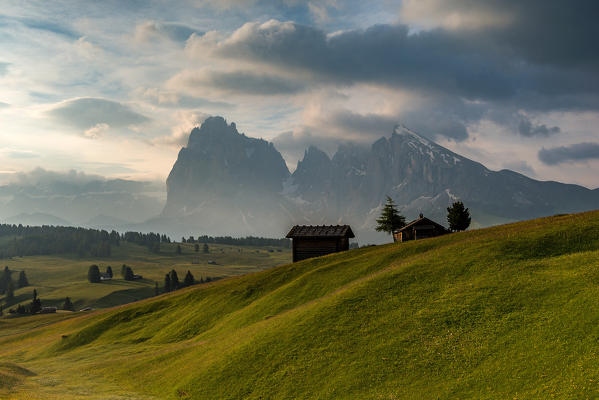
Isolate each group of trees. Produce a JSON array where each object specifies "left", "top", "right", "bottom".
[
  {"left": 163, "top": 269, "right": 213, "bottom": 293},
  {"left": 376, "top": 196, "right": 471, "bottom": 236},
  {"left": 1, "top": 266, "right": 30, "bottom": 303},
  {"left": 88, "top": 264, "right": 136, "bottom": 283}
]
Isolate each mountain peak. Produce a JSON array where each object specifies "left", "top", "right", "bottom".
[
  {"left": 187, "top": 116, "right": 239, "bottom": 147},
  {"left": 393, "top": 124, "right": 433, "bottom": 145}
]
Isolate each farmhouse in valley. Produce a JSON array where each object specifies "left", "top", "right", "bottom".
[
  {"left": 286, "top": 225, "right": 355, "bottom": 262},
  {"left": 393, "top": 214, "right": 449, "bottom": 242}
]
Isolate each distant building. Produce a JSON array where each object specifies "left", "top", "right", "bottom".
[
  {"left": 393, "top": 214, "right": 449, "bottom": 242},
  {"left": 286, "top": 225, "right": 355, "bottom": 262}
]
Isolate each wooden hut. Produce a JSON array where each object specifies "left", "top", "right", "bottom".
[
  {"left": 286, "top": 225, "right": 355, "bottom": 262},
  {"left": 393, "top": 214, "right": 449, "bottom": 243}
]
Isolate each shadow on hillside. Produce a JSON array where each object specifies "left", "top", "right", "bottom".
[{"left": 91, "top": 286, "right": 155, "bottom": 308}]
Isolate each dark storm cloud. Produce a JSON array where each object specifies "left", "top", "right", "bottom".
[
  {"left": 538, "top": 143, "right": 599, "bottom": 165},
  {"left": 518, "top": 117, "right": 560, "bottom": 137},
  {"left": 210, "top": 19, "right": 598, "bottom": 107},
  {"left": 172, "top": 70, "right": 306, "bottom": 95},
  {"left": 48, "top": 98, "right": 149, "bottom": 130}
]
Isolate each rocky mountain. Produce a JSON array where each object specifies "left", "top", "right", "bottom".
[
  {"left": 161, "top": 118, "right": 599, "bottom": 243},
  {"left": 159, "top": 116, "right": 295, "bottom": 236}
]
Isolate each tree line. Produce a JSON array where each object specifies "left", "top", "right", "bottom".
[
  {"left": 183, "top": 235, "right": 290, "bottom": 248},
  {"left": 0, "top": 224, "right": 172, "bottom": 259}
]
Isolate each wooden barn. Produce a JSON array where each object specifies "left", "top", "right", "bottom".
[
  {"left": 286, "top": 225, "right": 355, "bottom": 262},
  {"left": 393, "top": 214, "right": 449, "bottom": 243}
]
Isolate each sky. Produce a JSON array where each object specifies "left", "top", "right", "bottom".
[{"left": 0, "top": 0, "right": 598, "bottom": 188}]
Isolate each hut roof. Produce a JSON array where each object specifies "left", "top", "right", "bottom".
[
  {"left": 286, "top": 225, "right": 355, "bottom": 239},
  {"left": 396, "top": 214, "right": 448, "bottom": 233}
]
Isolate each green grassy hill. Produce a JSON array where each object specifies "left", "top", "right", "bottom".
[
  {"left": 1, "top": 211, "right": 599, "bottom": 399},
  {"left": 0, "top": 241, "right": 290, "bottom": 312}
]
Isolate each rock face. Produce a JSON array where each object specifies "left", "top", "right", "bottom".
[
  {"left": 162, "top": 118, "right": 599, "bottom": 242},
  {"left": 162, "top": 116, "right": 294, "bottom": 236}
]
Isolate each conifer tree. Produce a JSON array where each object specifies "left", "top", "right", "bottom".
[
  {"left": 88, "top": 265, "right": 101, "bottom": 283},
  {"left": 0, "top": 266, "right": 10, "bottom": 294},
  {"left": 375, "top": 196, "right": 406, "bottom": 236},
  {"left": 124, "top": 267, "right": 134, "bottom": 281},
  {"left": 5, "top": 281, "right": 14, "bottom": 302},
  {"left": 176, "top": 245, "right": 182, "bottom": 254},
  {"left": 194, "top": 244, "right": 199, "bottom": 252},
  {"left": 447, "top": 201, "right": 471, "bottom": 232},
  {"left": 63, "top": 296, "right": 74, "bottom": 311},
  {"left": 121, "top": 264, "right": 128, "bottom": 278},
  {"left": 203, "top": 243, "right": 209, "bottom": 253},
  {"left": 164, "top": 273, "right": 171, "bottom": 293},
  {"left": 154, "top": 281, "right": 160, "bottom": 296},
  {"left": 106, "top": 266, "right": 113, "bottom": 279},
  {"left": 18, "top": 270, "right": 29, "bottom": 288},
  {"left": 183, "top": 270, "right": 195, "bottom": 287},
  {"left": 169, "top": 270, "right": 179, "bottom": 290},
  {"left": 30, "top": 289, "right": 41, "bottom": 314}
]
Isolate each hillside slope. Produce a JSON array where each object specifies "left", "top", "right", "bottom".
[{"left": 2, "top": 211, "right": 599, "bottom": 399}]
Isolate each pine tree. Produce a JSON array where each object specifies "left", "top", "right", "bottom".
[
  {"left": 154, "top": 281, "right": 160, "bottom": 296},
  {"left": 203, "top": 244, "right": 209, "bottom": 254},
  {"left": 124, "top": 267, "right": 134, "bottom": 281},
  {"left": 0, "top": 266, "right": 10, "bottom": 294},
  {"left": 194, "top": 244, "right": 199, "bottom": 252},
  {"left": 63, "top": 296, "right": 74, "bottom": 311},
  {"left": 30, "top": 289, "right": 41, "bottom": 314},
  {"left": 176, "top": 245, "right": 182, "bottom": 254},
  {"left": 183, "top": 270, "right": 195, "bottom": 287},
  {"left": 88, "top": 265, "right": 101, "bottom": 283},
  {"left": 5, "top": 281, "right": 14, "bottom": 302},
  {"left": 121, "top": 264, "right": 128, "bottom": 279},
  {"left": 169, "top": 270, "right": 179, "bottom": 290},
  {"left": 375, "top": 196, "right": 406, "bottom": 236},
  {"left": 447, "top": 201, "right": 471, "bottom": 232},
  {"left": 164, "top": 273, "right": 171, "bottom": 293},
  {"left": 18, "top": 270, "right": 29, "bottom": 288},
  {"left": 106, "top": 266, "right": 113, "bottom": 279}
]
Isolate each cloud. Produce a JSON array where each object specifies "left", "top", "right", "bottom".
[
  {"left": 137, "top": 88, "right": 234, "bottom": 109},
  {"left": 1, "top": 149, "right": 39, "bottom": 159},
  {"left": 134, "top": 21, "right": 201, "bottom": 43},
  {"left": 180, "top": 11, "right": 599, "bottom": 141},
  {"left": 538, "top": 143, "right": 599, "bottom": 165},
  {"left": 518, "top": 117, "right": 560, "bottom": 137},
  {"left": 0, "top": 62, "right": 9, "bottom": 75},
  {"left": 47, "top": 98, "right": 149, "bottom": 131},
  {"left": 152, "top": 110, "right": 210, "bottom": 147},
  {"left": 83, "top": 123, "right": 110, "bottom": 139},
  {"left": 17, "top": 17, "right": 79, "bottom": 39},
  {"left": 168, "top": 69, "right": 306, "bottom": 96}
]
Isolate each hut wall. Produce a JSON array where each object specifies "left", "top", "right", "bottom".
[{"left": 293, "top": 238, "right": 341, "bottom": 262}]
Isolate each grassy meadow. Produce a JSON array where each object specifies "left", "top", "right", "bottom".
[
  {"left": 0, "top": 241, "right": 290, "bottom": 312},
  {"left": 1, "top": 211, "right": 599, "bottom": 398}
]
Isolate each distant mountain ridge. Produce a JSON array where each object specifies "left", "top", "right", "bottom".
[{"left": 160, "top": 117, "right": 599, "bottom": 242}]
